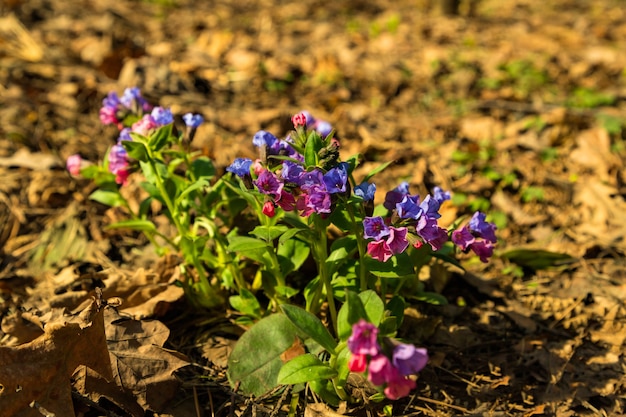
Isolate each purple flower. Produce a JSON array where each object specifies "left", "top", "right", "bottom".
[
  {"left": 254, "top": 170, "right": 283, "bottom": 199},
  {"left": 384, "top": 182, "right": 410, "bottom": 211},
  {"left": 183, "top": 113, "right": 204, "bottom": 128},
  {"left": 150, "top": 106, "right": 174, "bottom": 125},
  {"left": 354, "top": 182, "right": 376, "bottom": 201},
  {"left": 416, "top": 216, "right": 449, "bottom": 251},
  {"left": 120, "top": 87, "right": 150, "bottom": 112},
  {"left": 419, "top": 194, "right": 442, "bottom": 219},
  {"left": 386, "top": 227, "right": 409, "bottom": 255},
  {"left": 66, "top": 154, "right": 82, "bottom": 176},
  {"left": 392, "top": 344, "right": 428, "bottom": 376},
  {"left": 451, "top": 226, "right": 475, "bottom": 250},
  {"left": 367, "top": 240, "right": 393, "bottom": 262},
  {"left": 306, "top": 187, "right": 332, "bottom": 214},
  {"left": 469, "top": 211, "right": 497, "bottom": 243},
  {"left": 253, "top": 130, "right": 278, "bottom": 148},
  {"left": 227, "top": 158, "right": 253, "bottom": 177},
  {"left": 281, "top": 160, "right": 305, "bottom": 184},
  {"left": 469, "top": 240, "right": 495, "bottom": 263},
  {"left": 314, "top": 120, "right": 333, "bottom": 138},
  {"left": 118, "top": 128, "right": 132, "bottom": 142},
  {"left": 102, "top": 91, "right": 121, "bottom": 109},
  {"left": 363, "top": 217, "right": 389, "bottom": 240},
  {"left": 396, "top": 195, "right": 422, "bottom": 220},
  {"left": 108, "top": 144, "right": 129, "bottom": 175},
  {"left": 347, "top": 320, "right": 380, "bottom": 356},
  {"left": 433, "top": 186, "right": 451, "bottom": 205},
  {"left": 300, "top": 169, "right": 325, "bottom": 190},
  {"left": 323, "top": 163, "right": 348, "bottom": 194}
]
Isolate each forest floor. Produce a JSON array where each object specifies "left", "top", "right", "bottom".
[{"left": 1, "top": 0, "right": 626, "bottom": 416}]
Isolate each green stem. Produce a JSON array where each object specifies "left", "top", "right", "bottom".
[
  {"left": 346, "top": 202, "right": 368, "bottom": 292},
  {"left": 312, "top": 216, "right": 338, "bottom": 335}
]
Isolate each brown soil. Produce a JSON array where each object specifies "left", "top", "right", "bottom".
[{"left": 1, "top": 0, "right": 626, "bottom": 416}]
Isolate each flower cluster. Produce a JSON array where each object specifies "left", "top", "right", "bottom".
[
  {"left": 73, "top": 87, "right": 204, "bottom": 185},
  {"left": 363, "top": 183, "right": 497, "bottom": 262},
  {"left": 451, "top": 211, "right": 497, "bottom": 262},
  {"left": 362, "top": 183, "right": 452, "bottom": 262},
  {"left": 227, "top": 111, "right": 345, "bottom": 218},
  {"left": 347, "top": 319, "right": 428, "bottom": 400}
]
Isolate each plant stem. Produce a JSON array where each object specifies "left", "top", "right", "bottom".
[
  {"left": 312, "top": 216, "right": 338, "bottom": 335},
  {"left": 346, "top": 202, "right": 368, "bottom": 292}
]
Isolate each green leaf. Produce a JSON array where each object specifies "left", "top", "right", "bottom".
[
  {"left": 229, "top": 288, "right": 262, "bottom": 318},
  {"left": 363, "top": 160, "right": 393, "bottom": 182},
  {"left": 250, "top": 225, "right": 289, "bottom": 242},
  {"left": 148, "top": 123, "right": 173, "bottom": 151},
  {"left": 304, "top": 132, "right": 323, "bottom": 167},
  {"left": 191, "top": 156, "right": 216, "bottom": 178},
  {"left": 277, "top": 238, "right": 310, "bottom": 276},
  {"left": 337, "top": 290, "right": 368, "bottom": 340},
  {"left": 89, "top": 189, "right": 127, "bottom": 207},
  {"left": 412, "top": 291, "right": 448, "bottom": 305},
  {"left": 106, "top": 219, "right": 157, "bottom": 233},
  {"left": 386, "top": 295, "right": 405, "bottom": 329},
  {"left": 277, "top": 354, "right": 337, "bottom": 385},
  {"left": 122, "top": 140, "right": 149, "bottom": 162},
  {"left": 364, "top": 252, "right": 414, "bottom": 278},
  {"left": 175, "top": 179, "right": 209, "bottom": 206},
  {"left": 227, "top": 236, "right": 268, "bottom": 252},
  {"left": 227, "top": 313, "right": 303, "bottom": 396},
  {"left": 359, "top": 290, "right": 384, "bottom": 326},
  {"left": 280, "top": 305, "right": 337, "bottom": 354},
  {"left": 500, "top": 249, "right": 577, "bottom": 270}
]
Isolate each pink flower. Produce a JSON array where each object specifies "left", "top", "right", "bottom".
[
  {"left": 384, "top": 374, "right": 416, "bottom": 400},
  {"left": 131, "top": 114, "right": 158, "bottom": 136},
  {"left": 99, "top": 106, "right": 118, "bottom": 125},
  {"left": 367, "top": 240, "right": 393, "bottom": 262},
  {"left": 367, "top": 354, "right": 394, "bottom": 386},
  {"left": 347, "top": 320, "right": 380, "bottom": 356},
  {"left": 114, "top": 167, "right": 130, "bottom": 186},
  {"left": 66, "top": 154, "right": 82, "bottom": 176},
  {"left": 291, "top": 112, "right": 307, "bottom": 127},
  {"left": 348, "top": 354, "right": 367, "bottom": 373}
]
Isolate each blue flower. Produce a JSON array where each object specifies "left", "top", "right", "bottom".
[
  {"left": 226, "top": 158, "right": 253, "bottom": 177},
  {"left": 183, "top": 113, "right": 204, "bottom": 128},
  {"left": 384, "top": 182, "right": 410, "bottom": 211},
  {"left": 252, "top": 130, "right": 278, "bottom": 148},
  {"left": 151, "top": 106, "right": 174, "bottom": 125},
  {"left": 354, "top": 182, "right": 376, "bottom": 201},
  {"left": 363, "top": 216, "right": 390, "bottom": 240},
  {"left": 396, "top": 195, "right": 422, "bottom": 220},
  {"left": 323, "top": 163, "right": 348, "bottom": 194}
]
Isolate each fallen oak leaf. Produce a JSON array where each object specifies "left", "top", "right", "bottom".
[
  {"left": 74, "top": 307, "right": 189, "bottom": 414},
  {"left": 0, "top": 298, "right": 112, "bottom": 417}
]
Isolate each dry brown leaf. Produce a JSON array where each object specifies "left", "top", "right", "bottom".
[
  {"left": 74, "top": 307, "right": 189, "bottom": 413},
  {"left": 0, "top": 298, "right": 112, "bottom": 417}
]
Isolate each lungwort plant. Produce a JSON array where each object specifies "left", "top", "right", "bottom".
[{"left": 69, "top": 89, "right": 498, "bottom": 406}]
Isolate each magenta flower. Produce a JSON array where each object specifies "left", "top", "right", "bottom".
[
  {"left": 386, "top": 226, "right": 409, "bottom": 255},
  {"left": 108, "top": 144, "right": 129, "bottom": 175},
  {"left": 275, "top": 190, "right": 296, "bottom": 212},
  {"left": 347, "top": 320, "right": 380, "bottom": 356},
  {"left": 392, "top": 344, "right": 428, "bottom": 376},
  {"left": 367, "top": 240, "right": 393, "bottom": 262},
  {"left": 66, "top": 154, "right": 82, "bottom": 176},
  {"left": 416, "top": 216, "right": 448, "bottom": 251},
  {"left": 469, "top": 240, "right": 495, "bottom": 263},
  {"left": 254, "top": 170, "right": 283, "bottom": 199}
]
